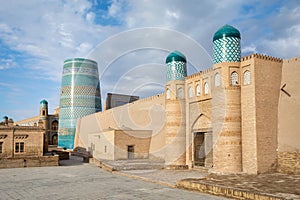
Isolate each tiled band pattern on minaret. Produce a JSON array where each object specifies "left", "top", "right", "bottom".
[
  {"left": 213, "top": 24, "right": 241, "bottom": 64},
  {"left": 213, "top": 37, "right": 241, "bottom": 64},
  {"left": 58, "top": 58, "right": 101, "bottom": 149},
  {"left": 166, "top": 61, "right": 187, "bottom": 81},
  {"left": 166, "top": 51, "right": 187, "bottom": 82}
]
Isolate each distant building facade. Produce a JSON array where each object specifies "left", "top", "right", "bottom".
[
  {"left": 15, "top": 100, "right": 59, "bottom": 146},
  {"left": 0, "top": 120, "right": 59, "bottom": 168},
  {"left": 0, "top": 126, "right": 44, "bottom": 158},
  {"left": 105, "top": 93, "right": 139, "bottom": 110},
  {"left": 75, "top": 25, "right": 300, "bottom": 175}
]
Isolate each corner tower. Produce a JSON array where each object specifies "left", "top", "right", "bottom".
[
  {"left": 211, "top": 25, "right": 242, "bottom": 173},
  {"left": 58, "top": 58, "right": 102, "bottom": 149},
  {"left": 165, "top": 51, "right": 187, "bottom": 169}
]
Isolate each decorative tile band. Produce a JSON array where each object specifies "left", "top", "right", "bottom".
[
  {"left": 166, "top": 61, "right": 187, "bottom": 81},
  {"left": 213, "top": 37, "right": 241, "bottom": 64}
]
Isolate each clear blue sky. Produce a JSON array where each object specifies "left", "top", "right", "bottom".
[{"left": 0, "top": 0, "right": 299, "bottom": 121}]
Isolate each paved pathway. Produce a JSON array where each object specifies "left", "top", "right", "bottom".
[{"left": 0, "top": 159, "right": 225, "bottom": 200}]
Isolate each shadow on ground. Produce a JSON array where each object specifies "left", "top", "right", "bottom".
[{"left": 59, "top": 156, "right": 85, "bottom": 166}]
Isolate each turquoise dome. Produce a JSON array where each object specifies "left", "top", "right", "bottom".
[
  {"left": 166, "top": 51, "right": 187, "bottom": 63},
  {"left": 40, "top": 99, "right": 48, "bottom": 105},
  {"left": 2, "top": 116, "right": 8, "bottom": 120},
  {"left": 213, "top": 24, "right": 240, "bottom": 41}
]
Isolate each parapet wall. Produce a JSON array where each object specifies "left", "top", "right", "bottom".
[
  {"left": 0, "top": 156, "right": 59, "bottom": 169},
  {"left": 185, "top": 68, "right": 214, "bottom": 80},
  {"left": 241, "top": 53, "right": 282, "bottom": 62}
]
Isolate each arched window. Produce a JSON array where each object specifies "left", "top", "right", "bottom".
[
  {"left": 52, "top": 120, "right": 58, "bottom": 131},
  {"left": 166, "top": 89, "right": 171, "bottom": 99},
  {"left": 244, "top": 70, "right": 251, "bottom": 85},
  {"left": 231, "top": 71, "right": 239, "bottom": 85},
  {"left": 177, "top": 88, "right": 183, "bottom": 99},
  {"left": 196, "top": 84, "right": 201, "bottom": 96},
  {"left": 204, "top": 82, "right": 209, "bottom": 94},
  {"left": 215, "top": 73, "right": 221, "bottom": 87},
  {"left": 189, "top": 87, "right": 194, "bottom": 98}
]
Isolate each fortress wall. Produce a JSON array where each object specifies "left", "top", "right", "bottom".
[
  {"left": 253, "top": 54, "right": 283, "bottom": 173},
  {"left": 210, "top": 62, "right": 242, "bottom": 173},
  {"left": 241, "top": 56, "right": 258, "bottom": 174},
  {"left": 75, "top": 93, "right": 166, "bottom": 160},
  {"left": 278, "top": 56, "right": 300, "bottom": 174},
  {"left": 185, "top": 70, "right": 213, "bottom": 167}
]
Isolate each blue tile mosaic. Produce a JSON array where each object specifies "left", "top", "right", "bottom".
[
  {"left": 166, "top": 51, "right": 187, "bottom": 81},
  {"left": 58, "top": 58, "right": 102, "bottom": 149},
  {"left": 213, "top": 25, "right": 241, "bottom": 64}
]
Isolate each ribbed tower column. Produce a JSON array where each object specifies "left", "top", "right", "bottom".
[
  {"left": 165, "top": 51, "right": 187, "bottom": 169},
  {"left": 58, "top": 58, "right": 102, "bottom": 149},
  {"left": 211, "top": 25, "right": 242, "bottom": 173}
]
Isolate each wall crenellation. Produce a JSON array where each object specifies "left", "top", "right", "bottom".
[
  {"left": 283, "top": 55, "right": 300, "bottom": 63},
  {"left": 242, "top": 53, "right": 282, "bottom": 62},
  {"left": 186, "top": 68, "right": 214, "bottom": 80}
]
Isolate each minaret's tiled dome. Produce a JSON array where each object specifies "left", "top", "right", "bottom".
[
  {"left": 40, "top": 99, "right": 48, "bottom": 109},
  {"left": 166, "top": 50, "right": 187, "bottom": 63},
  {"left": 213, "top": 24, "right": 241, "bottom": 64},
  {"left": 165, "top": 51, "right": 187, "bottom": 82},
  {"left": 40, "top": 99, "right": 48, "bottom": 105},
  {"left": 213, "top": 24, "right": 241, "bottom": 42}
]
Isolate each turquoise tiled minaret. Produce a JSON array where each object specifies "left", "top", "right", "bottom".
[
  {"left": 58, "top": 58, "right": 102, "bottom": 149},
  {"left": 166, "top": 51, "right": 187, "bottom": 82},
  {"left": 213, "top": 24, "right": 241, "bottom": 64}
]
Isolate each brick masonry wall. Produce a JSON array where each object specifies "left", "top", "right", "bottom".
[
  {"left": 277, "top": 151, "right": 300, "bottom": 174},
  {"left": 114, "top": 130, "right": 152, "bottom": 160},
  {"left": 211, "top": 62, "right": 242, "bottom": 173},
  {"left": 0, "top": 127, "right": 44, "bottom": 158},
  {"left": 241, "top": 57, "right": 258, "bottom": 174},
  {"left": 254, "top": 56, "right": 282, "bottom": 173}
]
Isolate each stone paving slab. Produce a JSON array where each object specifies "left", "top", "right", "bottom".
[
  {"left": 93, "top": 158, "right": 300, "bottom": 200},
  {"left": 177, "top": 173, "right": 300, "bottom": 200},
  {"left": 119, "top": 169, "right": 207, "bottom": 186},
  {"left": 0, "top": 157, "right": 225, "bottom": 200}
]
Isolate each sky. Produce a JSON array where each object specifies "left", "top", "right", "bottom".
[{"left": 0, "top": 0, "right": 300, "bottom": 121}]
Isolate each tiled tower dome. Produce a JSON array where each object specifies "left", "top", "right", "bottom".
[
  {"left": 165, "top": 51, "right": 187, "bottom": 82},
  {"left": 40, "top": 99, "right": 48, "bottom": 108},
  {"left": 213, "top": 24, "right": 241, "bottom": 64}
]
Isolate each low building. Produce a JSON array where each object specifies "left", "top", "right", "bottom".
[
  {"left": 0, "top": 121, "right": 58, "bottom": 168},
  {"left": 87, "top": 129, "right": 152, "bottom": 160},
  {"left": 0, "top": 126, "right": 44, "bottom": 158},
  {"left": 105, "top": 93, "right": 139, "bottom": 110}
]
